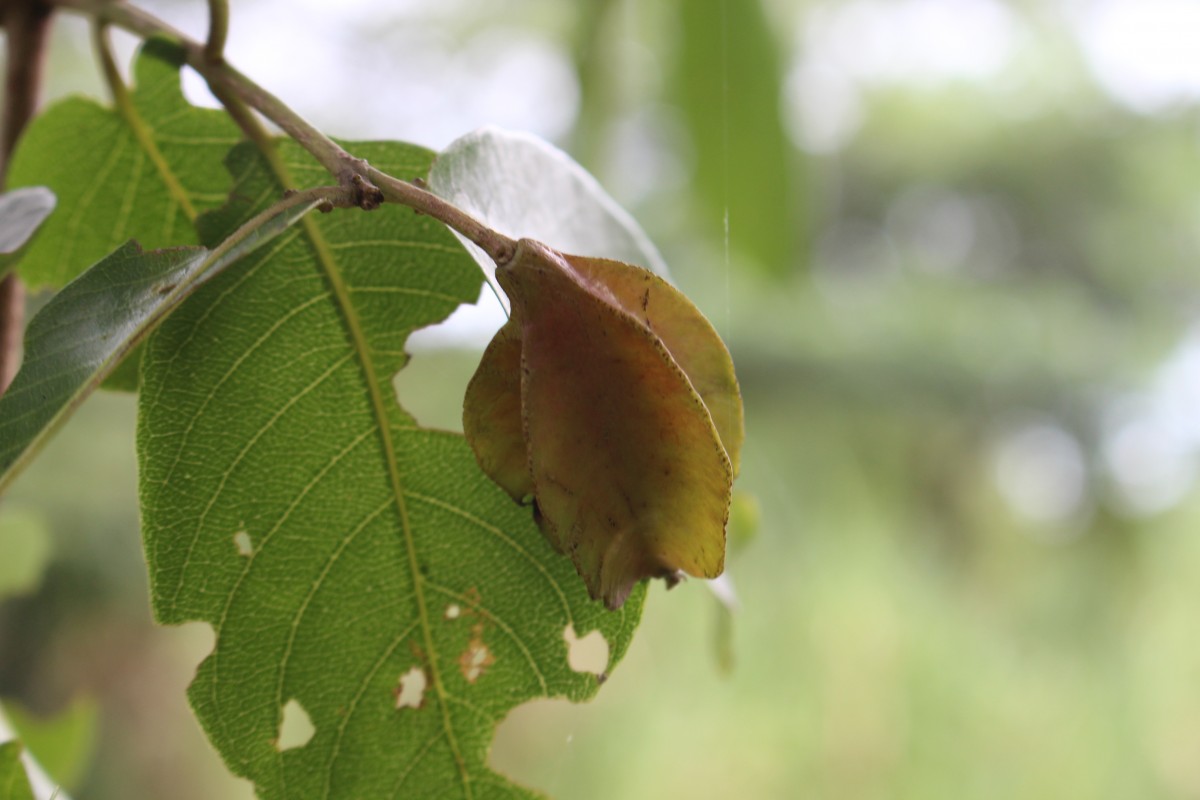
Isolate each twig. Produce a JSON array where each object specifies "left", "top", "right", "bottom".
[
  {"left": 204, "top": 0, "right": 228, "bottom": 62},
  {"left": 0, "top": 0, "right": 53, "bottom": 395},
  {"left": 47, "top": 0, "right": 517, "bottom": 265},
  {"left": 204, "top": 184, "right": 358, "bottom": 268}
]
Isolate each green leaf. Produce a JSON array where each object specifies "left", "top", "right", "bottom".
[
  {"left": 139, "top": 140, "right": 645, "bottom": 799},
  {"left": 3, "top": 699, "right": 98, "bottom": 793},
  {"left": 429, "top": 126, "right": 670, "bottom": 279},
  {"left": 0, "top": 742, "right": 34, "bottom": 800},
  {"left": 0, "top": 195, "right": 323, "bottom": 494},
  {"left": 0, "top": 187, "right": 55, "bottom": 259},
  {"left": 6, "top": 39, "right": 241, "bottom": 289},
  {"left": 0, "top": 508, "right": 51, "bottom": 597},
  {"left": 674, "top": 0, "right": 799, "bottom": 273}
]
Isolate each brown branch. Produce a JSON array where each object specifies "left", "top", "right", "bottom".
[
  {"left": 0, "top": 0, "right": 53, "bottom": 395},
  {"left": 46, "top": 0, "right": 517, "bottom": 265}
]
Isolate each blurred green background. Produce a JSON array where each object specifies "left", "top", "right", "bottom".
[{"left": 4, "top": 0, "right": 1200, "bottom": 797}]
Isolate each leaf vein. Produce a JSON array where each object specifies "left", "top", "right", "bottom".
[
  {"left": 404, "top": 490, "right": 572, "bottom": 623},
  {"left": 425, "top": 580, "right": 549, "bottom": 695},
  {"left": 324, "top": 613, "right": 422, "bottom": 797}
]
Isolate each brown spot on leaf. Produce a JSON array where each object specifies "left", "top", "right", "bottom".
[{"left": 459, "top": 622, "right": 494, "bottom": 683}]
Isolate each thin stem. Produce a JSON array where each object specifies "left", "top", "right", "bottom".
[
  {"left": 0, "top": 0, "right": 52, "bottom": 396},
  {"left": 204, "top": 184, "right": 354, "bottom": 270},
  {"left": 205, "top": 0, "right": 228, "bottom": 62},
  {"left": 0, "top": 0, "right": 51, "bottom": 183},
  {"left": 365, "top": 166, "right": 516, "bottom": 264},
  {"left": 207, "top": 79, "right": 299, "bottom": 193},
  {"left": 46, "top": 0, "right": 518, "bottom": 265}
]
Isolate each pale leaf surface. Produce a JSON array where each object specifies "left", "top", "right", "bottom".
[
  {"left": 429, "top": 126, "right": 669, "bottom": 283},
  {"left": 0, "top": 187, "right": 55, "bottom": 256}
]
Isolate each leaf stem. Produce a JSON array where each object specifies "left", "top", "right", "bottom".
[
  {"left": 204, "top": 0, "right": 228, "bottom": 63},
  {"left": 203, "top": 184, "right": 355, "bottom": 272},
  {"left": 47, "top": 0, "right": 518, "bottom": 265}
]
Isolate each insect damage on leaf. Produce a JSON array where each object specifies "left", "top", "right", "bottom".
[
  {"left": 394, "top": 666, "right": 428, "bottom": 710},
  {"left": 459, "top": 621, "right": 495, "bottom": 683},
  {"left": 464, "top": 239, "right": 744, "bottom": 609}
]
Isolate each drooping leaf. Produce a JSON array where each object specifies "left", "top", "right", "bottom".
[
  {"left": 464, "top": 239, "right": 741, "bottom": 609},
  {"left": 139, "top": 140, "right": 645, "bottom": 799},
  {"left": 0, "top": 741, "right": 34, "bottom": 800},
  {"left": 0, "top": 187, "right": 55, "bottom": 270},
  {"left": 0, "top": 194, "right": 323, "bottom": 494},
  {"left": 567, "top": 255, "right": 743, "bottom": 472},
  {"left": 429, "top": 126, "right": 670, "bottom": 281},
  {"left": 6, "top": 39, "right": 240, "bottom": 289},
  {"left": 675, "top": 0, "right": 799, "bottom": 273}
]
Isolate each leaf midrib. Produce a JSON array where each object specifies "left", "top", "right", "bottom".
[{"left": 298, "top": 211, "right": 472, "bottom": 798}]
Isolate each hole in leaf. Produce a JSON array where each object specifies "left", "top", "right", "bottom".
[
  {"left": 444, "top": 603, "right": 461, "bottom": 620},
  {"left": 276, "top": 699, "right": 315, "bottom": 751},
  {"left": 391, "top": 342, "right": 489, "bottom": 431},
  {"left": 563, "top": 625, "right": 609, "bottom": 676},
  {"left": 395, "top": 666, "right": 427, "bottom": 710},
  {"left": 233, "top": 530, "right": 253, "bottom": 556},
  {"left": 489, "top": 698, "right": 581, "bottom": 794},
  {"left": 172, "top": 621, "right": 217, "bottom": 664}
]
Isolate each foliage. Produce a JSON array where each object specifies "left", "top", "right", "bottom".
[
  {"left": 7, "top": 1, "right": 1200, "bottom": 799},
  {"left": 138, "top": 136, "right": 645, "bottom": 797},
  {"left": 0, "top": 742, "right": 34, "bottom": 800},
  {"left": 0, "top": 10, "right": 740, "bottom": 799},
  {"left": 7, "top": 40, "right": 239, "bottom": 290}
]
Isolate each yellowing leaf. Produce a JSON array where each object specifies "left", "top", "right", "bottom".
[{"left": 464, "top": 239, "right": 743, "bottom": 609}]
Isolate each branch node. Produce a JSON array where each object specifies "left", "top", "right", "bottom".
[
  {"left": 350, "top": 173, "right": 384, "bottom": 211},
  {"left": 493, "top": 240, "right": 516, "bottom": 267}
]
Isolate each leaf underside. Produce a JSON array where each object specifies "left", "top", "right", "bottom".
[
  {"left": 6, "top": 39, "right": 240, "bottom": 289},
  {"left": 0, "top": 242, "right": 206, "bottom": 492},
  {"left": 138, "top": 140, "right": 645, "bottom": 799},
  {"left": 428, "top": 126, "right": 671, "bottom": 282},
  {"left": 0, "top": 186, "right": 56, "bottom": 256},
  {"left": 0, "top": 193, "right": 322, "bottom": 494}
]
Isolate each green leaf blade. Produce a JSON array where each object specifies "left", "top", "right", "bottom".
[
  {"left": 140, "top": 141, "right": 643, "bottom": 799},
  {"left": 0, "top": 242, "right": 206, "bottom": 492},
  {"left": 0, "top": 192, "right": 324, "bottom": 494},
  {"left": 0, "top": 741, "right": 34, "bottom": 800},
  {"left": 7, "top": 40, "right": 241, "bottom": 288}
]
